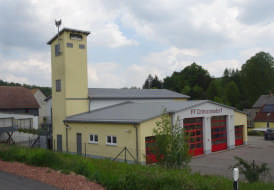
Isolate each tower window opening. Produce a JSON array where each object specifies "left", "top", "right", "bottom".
[
  {"left": 55, "top": 44, "right": 61, "bottom": 56},
  {"left": 67, "top": 43, "right": 73, "bottom": 48},
  {"left": 56, "top": 79, "right": 61, "bottom": 92},
  {"left": 70, "top": 33, "right": 83, "bottom": 40},
  {"left": 79, "top": 44, "right": 85, "bottom": 49}
]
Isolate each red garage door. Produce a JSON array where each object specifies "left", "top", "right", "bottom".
[
  {"left": 145, "top": 136, "right": 157, "bottom": 164},
  {"left": 235, "top": 125, "right": 243, "bottom": 146},
  {"left": 184, "top": 118, "right": 203, "bottom": 156},
  {"left": 211, "top": 116, "right": 227, "bottom": 152}
]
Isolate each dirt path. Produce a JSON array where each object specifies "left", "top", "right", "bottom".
[{"left": 0, "top": 159, "right": 105, "bottom": 190}]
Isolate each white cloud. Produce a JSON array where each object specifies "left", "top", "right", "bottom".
[
  {"left": 0, "top": 54, "right": 51, "bottom": 86},
  {"left": 206, "top": 59, "right": 241, "bottom": 77},
  {"left": 92, "top": 22, "right": 139, "bottom": 48}
]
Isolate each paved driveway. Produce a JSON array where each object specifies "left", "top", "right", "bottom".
[
  {"left": 190, "top": 136, "right": 274, "bottom": 181},
  {"left": 0, "top": 170, "right": 61, "bottom": 190}
]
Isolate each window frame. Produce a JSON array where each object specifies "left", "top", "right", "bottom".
[
  {"left": 79, "top": 44, "right": 85, "bottom": 49},
  {"left": 55, "top": 44, "right": 61, "bottom": 56},
  {"left": 106, "top": 135, "right": 117, "bottom": 145},
  {"left": 89, "top": 134, "right": 98, "bottom": 144},
  {"left": 66, "top": 42, "right": 73, "bottom": 48},
  {"left": 56, "top": 79, "right": 61, "bottom": 92}
]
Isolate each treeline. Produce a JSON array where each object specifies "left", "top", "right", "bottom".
[
  {"left": 0, "top": 79, "right": 51, "bottom": 97},
  {"left": 143, "top": 51, "right": 274, "bottom": 109}
]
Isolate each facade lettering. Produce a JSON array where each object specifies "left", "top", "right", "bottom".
[{"left": 190, "top": 108, "right": 222, "bottom": 115}]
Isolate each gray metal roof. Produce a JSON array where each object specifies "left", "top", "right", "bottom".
[
  {"left": 64, "top": 100, "right": 207, "bottom": 124},
  {"left": 88, "top": 88, "right": 190, "bottom": 99},
  {"left": 253, "top": 94, "right": 274, "bottom": 108},
  {"left": 47, "top": 28, "right": 90, "bottom": 45}
]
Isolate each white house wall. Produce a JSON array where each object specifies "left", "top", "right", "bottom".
[{"left": 172, "top": 102, "right": 235, "bottom": 154}]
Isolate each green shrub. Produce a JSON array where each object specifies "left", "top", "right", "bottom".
[
  {"left": 231, "top": 156, "right": 271, "bottom": 183},
  {"left": 248, "top": 130, "right": 264, "bottom": 136},
  {"left": 0, "top": 144, "right": 274, "bottom": 190}
]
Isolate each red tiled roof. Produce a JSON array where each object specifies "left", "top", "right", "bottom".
[
  {"left": 254, "top": 104, "right": 274, "bottom": 122},
  {"left": 0, "top": 86, "right": 39, "bottom": 109}
]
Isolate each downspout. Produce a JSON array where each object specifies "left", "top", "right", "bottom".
[
  {"left": 134, "top": 124, "right": 139, "bottom": 163},
  {"left": 63, "top": 121, "right": 69, "bottom": 152}
]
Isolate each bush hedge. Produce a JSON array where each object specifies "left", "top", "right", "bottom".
[{"left": 0, "top": 144, "right": 273, "bottom": 190}]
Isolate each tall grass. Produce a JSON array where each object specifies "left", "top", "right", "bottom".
[{"left": 0, "top": 144, "right": 273, "bottom": 190}]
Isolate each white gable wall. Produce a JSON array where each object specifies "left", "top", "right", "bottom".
[{"left": 172, "top": 102, "right": 235, "bottom": 154}]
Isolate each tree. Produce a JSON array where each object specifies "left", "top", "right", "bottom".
[
  {"left": 207, "top": 79, "right": 221, "bottom": 100},
  {"left": 163, "top": 63, "right": 212, "bottom": 99},
  {"left": 241, "top": 52, "right": 274, "bottom": 106},
  {"left": 224, "top": 81, "right": 240, "bottom": 107},
  {"left": 151, "top": 109, "right": 191, "bottom": 168},
  {"left": 143, "top": 74, "right": 163, "bottom": 89}
]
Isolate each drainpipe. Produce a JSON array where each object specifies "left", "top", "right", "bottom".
[
  {"left": 64, "top": 121, "right": 69, "bottom": 152},
  {"left": 134, "top": 124, "right": 139, "bottom": 163}
]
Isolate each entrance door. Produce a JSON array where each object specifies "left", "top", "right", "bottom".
[
  {"left": 76, "top": 133, "right": 82, "bottom": 155},
  {"left": 57, "top": 135, "right": 62, "bottom": 152},
  {"left": 184, "top": 117, "right": 203, "bottom": 156},
  {"left": 235, "top": 125, "right": 243, "bottom": 146},
  {"left": 211, "top": 116, "right": 227, "bottom": 152}
]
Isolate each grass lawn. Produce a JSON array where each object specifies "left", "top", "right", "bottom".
[{"left": 0, "top": 144, "right": 273, "bottom": 190}]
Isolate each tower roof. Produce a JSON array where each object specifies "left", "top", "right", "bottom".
[{"left": 47, "top": 27, "right": 90, "bottom": 45}]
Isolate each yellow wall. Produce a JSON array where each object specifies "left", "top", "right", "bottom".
[
  {"left": 174, "top": 98, "right": 188, "bottom": 101},
  {"left": 234, "top": 111, "right": 248, "bottom": 143},
  {"left": 138, "top": 116, "right": 162, "bottom": 163},
  {"left": 49, "top": 29, "right": 89, "bottom": 151},
  {"left": 66, "top": 116, "right": 162, "bottom": 163},
  {"left": 254, "top": 122, "right": 274, "bottom": 129},
  {"left": 66, "top": 122, "right": 137, "bottom": 161}
]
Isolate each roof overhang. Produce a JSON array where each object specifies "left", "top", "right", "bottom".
[{"left": 47, "top": 28, "right": 90, "bottom": 45}]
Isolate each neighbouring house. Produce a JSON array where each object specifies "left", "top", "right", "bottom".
[
  {"left": 47, "top": 28, "right": 247, "bottom": 164},
  {"left": 0, "top": 86, "right": 39, "bottom": 116},
  {"left": 45, "top": 96, "right": 52, "bottom": 125},
  {"left": 244, "top": 92, "right": 274, "bottom": 129},
  {"left": 254, "top": 104, "right": 274, "bottom": 129},
  {"left": 31, "top": 88, "right": 49, "bottom": 127}
]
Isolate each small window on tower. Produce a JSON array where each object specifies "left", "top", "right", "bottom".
[
  {"left": 67, "top": 43, "right": 73, "bottom": 48},
  {"left": 70, "top": 33, "right": 83, "bottom": 40},
  {"left": 55, "top": 44, "right": 61, "bottom": 56},
  {"left": 56, "top": 80, "right": 61, "bottom": 92},
  {"left": 79, "top": 44, "right": 85, "bottom": 49}
]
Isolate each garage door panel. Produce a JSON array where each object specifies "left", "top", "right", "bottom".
[
  {"left": 211, "top": 116, "right": 227, "bottom": 152},
  {"left": 184, "top": 117, "right": 204, "bottom": 156},
  {"left": 235, "top": 125, "right": 243, "bottom": 146}
]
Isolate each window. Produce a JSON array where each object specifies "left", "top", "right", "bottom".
[
  {"left": 79, "top": 44, "right": 85, "bottom": 49},
  {"left": 106, "top": 135, "right": 117, "bottom": 145},
  {"left": 55, "top": 44, "right": 61, "bottom": 56},
  {"left": 70, "top": 33, "right": 83, "bottom": 40},
  {"left": 56, "top": 80, "right": 61, "bottom": 92},
  {"left": 89, "top": 134, "right": 98, "bottom": 144},
  {"left": 67, "top": 43, "right": 73, "bottom": 48}
]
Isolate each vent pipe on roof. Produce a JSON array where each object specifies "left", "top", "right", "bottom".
[{"left": 55, "top": 19, "right": 62, "bottom": 45}]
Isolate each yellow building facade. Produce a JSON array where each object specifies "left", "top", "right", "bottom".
[
  {"left": 48, "top": 28, "right": 248, "bottom": 164},
  {"left": 48, "top": 28, "right": 90, "bottom": 152}
]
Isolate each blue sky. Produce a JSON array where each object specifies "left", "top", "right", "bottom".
[{"left": 0, "top": 0, "right": 274, "bottom": 88}]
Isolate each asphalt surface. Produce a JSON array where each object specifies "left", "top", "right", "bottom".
[
  {"left": 190, "top": 136, "right": 274, "bottom": 181},
  {"left": 0, "top": 170, "right": 61, "bottom": 190}
]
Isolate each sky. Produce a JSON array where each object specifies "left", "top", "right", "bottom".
[{"left": 1, "top": 0, "right": 274, "bottom": 88}]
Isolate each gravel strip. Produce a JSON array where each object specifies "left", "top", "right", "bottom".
[{"left": 0, "top": 159, "right": 105, "bottom": 190}]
